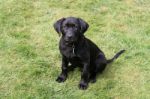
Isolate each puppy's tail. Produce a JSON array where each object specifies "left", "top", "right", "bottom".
[{"left": 107, "top": 50, "right": 125, "bottom": 64}]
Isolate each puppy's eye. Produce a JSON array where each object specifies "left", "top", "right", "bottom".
[
  {"left": 63, "top": 25, "right": 67, "bottom": 28},
  {"left": 62, "top": 32, "right": 65, "bottom": 35},
  {"left": 74, "top": 26, "right": 78, "bottom": 30},
  {"left": 65, "top": 24, "right": 70, "bottom": 27}
]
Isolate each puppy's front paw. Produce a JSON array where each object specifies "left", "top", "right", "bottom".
[
  {"left": 56, "top": 75, "right": 67, "bottom": 83},
  {"left": 78, "top": 81, "right": 88, "bottom": 90}
]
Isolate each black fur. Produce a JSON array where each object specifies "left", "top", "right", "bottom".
[{"left": 53, "top": 17, "right": 125, "bottom": 90}]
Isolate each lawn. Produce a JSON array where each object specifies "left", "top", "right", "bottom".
[{"left": 0, "top": 0, "right": 150, "bottom": 99}]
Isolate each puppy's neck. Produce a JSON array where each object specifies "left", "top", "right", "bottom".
[
  {"left": 63, "top": 36, "right": 85, "bottom": 47},
  {"left": 60, "top": 36, "right": 85, "bottom": 57}
]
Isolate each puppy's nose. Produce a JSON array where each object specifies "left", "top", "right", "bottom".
[
  {"left": 67, "top": 35, "right": 73, "bottom": 39},
  {"left": 68, "top": 35, "right": 73, "bottom": 39}
]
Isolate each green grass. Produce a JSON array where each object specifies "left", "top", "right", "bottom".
[{"left": 0, "top": 0, "right": 150, "bottom": 99}]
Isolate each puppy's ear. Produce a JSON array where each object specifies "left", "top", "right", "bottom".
[
  {"left": 53, "top": 18, "right": 65, "bottom": 36},
  {"left": 78, "top": 18, "right": 89, "bottom": 34}
]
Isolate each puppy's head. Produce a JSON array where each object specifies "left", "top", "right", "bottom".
[{"left": 54, "top": 17, "right": 89, "bottom": 44}]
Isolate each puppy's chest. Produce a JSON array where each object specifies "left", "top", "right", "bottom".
[{"left": 60, "top": 46, "right": 78, "bottom": 58}]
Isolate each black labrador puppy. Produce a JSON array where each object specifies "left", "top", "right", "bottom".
[{"left": 53, "top": 17, "right": 125, "bottom": 90}]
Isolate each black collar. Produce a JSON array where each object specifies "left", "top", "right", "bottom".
[{"left": 64, "top": 36, "right": 85, "bottom": 55}]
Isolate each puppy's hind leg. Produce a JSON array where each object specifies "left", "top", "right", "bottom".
[
  {"left": 95, "top": 54, "right": 107, "bottom": 73},
  {"left": 89, "top": 60, "right": 107, "bottom": 83},
  {"left": 89, "top": 71, "right": 97, "bottom": 83},
  {"left": 89, "top": 63, "right": 97, "bottom": 83}
]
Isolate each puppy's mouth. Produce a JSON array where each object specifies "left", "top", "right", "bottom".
[{"left": 65, "top": 40, "right": 75, "bottom": 45}]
